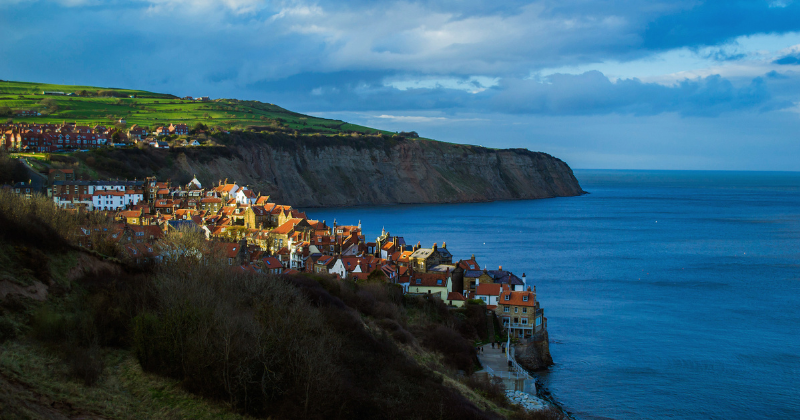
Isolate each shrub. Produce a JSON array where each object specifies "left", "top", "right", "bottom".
[
  {"left": 0, "top": 317, "right": 18, "bottom": 343},
  {"left": 509, "top": 407, "right": 569, "bottom": 420},
  {"left": 31, "top": 305, "right": 67, "bottom": 342},
  {"left": 462, "top": 374, "right": 506, "bottom": 406},
  {"left": 68, "top": 345, "right": 104, "bottom": 386}
]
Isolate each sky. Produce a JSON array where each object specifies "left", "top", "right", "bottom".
[{"left": 2, "top": 0, "right": 800, "bottom": 170}]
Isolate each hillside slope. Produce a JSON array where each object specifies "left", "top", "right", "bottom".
[{"left": 77, "top": 132, "right": 584, "bottom": 207}]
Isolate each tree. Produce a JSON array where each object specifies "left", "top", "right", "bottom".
[
  {"left": 0, "top": 105, "right": 11, "bottom": 117},
  {"left": 40, "top": 98, "right": 59, "bottom": 113}
]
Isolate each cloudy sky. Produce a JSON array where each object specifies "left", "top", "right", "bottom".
[{"left": 2, "top": 0, "right": 800, "bottom": 170}]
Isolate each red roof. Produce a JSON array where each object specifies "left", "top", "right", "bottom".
[
  {"left": 447, "top": 292, "right": 466, "bottom": 301},
  {"left": 476, "top": 283, "right": 502, "bottom": 297}
]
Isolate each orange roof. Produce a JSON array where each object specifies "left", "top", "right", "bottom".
[
  {"left": 271, "top": 218, "right": 303, "bottom": 235},
  {"left": 498, "top": 290, "right": 536, "bottom": 307}
]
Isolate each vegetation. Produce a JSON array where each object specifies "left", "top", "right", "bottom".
[
  {"left": 0, "top": 80, "right": 392, "bottom": 135},
  {"left": 0, "top": 190, "right": 559, "bottom": 419}
]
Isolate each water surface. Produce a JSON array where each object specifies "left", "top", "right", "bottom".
[{"left": 306, "top": 170, "right": 800, "bottom": 419}]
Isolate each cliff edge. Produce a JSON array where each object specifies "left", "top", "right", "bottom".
[
  {"left": 80, "top": 132, "right": 585, "bottom": 207},
  {"left": 515, "top": 330, "right": 554, "bottom": 372},
  {"left": 174, "top": 134, "right": 584, "bottom": 207}
]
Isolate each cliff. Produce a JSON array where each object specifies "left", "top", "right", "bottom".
[
  {"left": 84, "top": 132, "right": 583, "bottom": 208},
  {"left": 515, "top": 330, "right": 554, "bottom": 372}
]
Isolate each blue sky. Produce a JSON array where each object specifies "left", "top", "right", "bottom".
[{"left": 2, "top": 0, "right": 800, "bottom": 170}]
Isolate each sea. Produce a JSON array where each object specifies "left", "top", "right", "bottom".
[{"left": 305, "top": 170, "right": 800, "bottom": 420}]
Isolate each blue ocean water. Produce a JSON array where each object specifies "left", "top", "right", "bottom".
[{"left": 305, "top": 170, "right": 800, "bottom": 420}]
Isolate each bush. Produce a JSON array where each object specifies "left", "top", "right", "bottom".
[
  {"left": 418, "top": 325, "right": 478, "bottom": 373},
  {"left": 462, "top": 374, "right": 506, "bottom": 406},
  {"left": 31, "top": 305, "right": 68, "bottom": 342},
  {"left": 0, "top": 317, "right": 18, "bottom": 343},
  {"left": 68, "top": 345, "right": 104, "bottom": 386},
  {"left": 509, "top": 407, "right": 569, "bottom": 420}
]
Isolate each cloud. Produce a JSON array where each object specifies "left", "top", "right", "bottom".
[
  {"left": 491, "top": 71, "right": 775, "bottom": 117},
  {"left": 774, "top": 52, "right": 800, "bottom": 65},
  {"left": 643, "top": 1, "right": 800, "bottom": 51}
]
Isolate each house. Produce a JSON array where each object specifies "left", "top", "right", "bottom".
[
  {"left": 446, "top": 292, "right": 466, "bottom": 307},
  {"left": 259, "top": 256, "right": 284, "bottom": 275},
  {"left": 243, "top": 205, "right": 269, "bottom": 229},
  {"left": 188, "top": 139, "right": 200, "bottom": 146},
  {"left": 496, "top": 287, "right": 544, "bottom": 339},
  {"left": 268, "top": 218, "right": 313, "bottom": 254},
  {"left": 475, "top": 283, "right": 503, "bottom": 306},
  {"left": 407, "top": 272, "right": 452, "bottom": 300},
  {"left": 168, "top": 123, "right": 188, "bottom": 135},
  {"left": 313, "top": 255, "right": 337, "bottom": 275},
  {"left": 330, "top": 255, "right": 383, "bottom": 279},
  {"left": 48, "top": 168, "right": 75, "bottom": 183},
  {"left": 118, "top": 208, "right": 147, "bottom": 225},
  {"left": 235, "top": 187, "right": 257, "bottom": 205},
  {"left": 409, "top": 242, "right": 453, "bottom": 272}
]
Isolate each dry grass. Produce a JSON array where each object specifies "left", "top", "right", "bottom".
[{"left": 0, "top": 340, "right": 254, "bottom": 420}]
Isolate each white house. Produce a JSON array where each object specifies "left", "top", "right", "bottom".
[
  {"left": 91, "top": 189, "right": 143, "bottom": 211},
  {"left": 235, "top": 187, "right": 257, "bottom": 205},
  {"left": 475, "top": 283, "right": 503, "bottom": 306}
]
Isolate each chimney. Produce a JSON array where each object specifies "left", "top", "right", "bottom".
[
  {"left": 393, "top": 237, "right": 398, "bottom": 247},
  {"left": 533, "top": 285, "right": 536, "bottom": 293},
  {"left": 432, "top": 243, "right": 437, "bottom": 251},
  {"left": 358, "top": 220, "right": 361, "bottom": 230},
  {"left": 522, "top": 273, "right": 527, "bottom": 283},
  {"left": 499, "top": 265, "right": 502, "bottom": 271},
  {"left": 442, "top": 241, "right": 446, "bottom": 249},
  {"left": 471, "top": 254, "right": 475, "bottom": 260},
  {"left": 527, "top": 285, "right": 531, "bottom": 291}
]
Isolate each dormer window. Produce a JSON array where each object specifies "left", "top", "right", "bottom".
[
  {"left": 505, "top": 295, "right": 510, "bottom": 301},
  {"left": 436, "top": 279, "right": 442, "bottom": 285},
  {"left": 523, "top": 296, "right": 529, "bottom": 302},
  {"left": 416, "top": 279, "right": 421, "bottom": 284}
]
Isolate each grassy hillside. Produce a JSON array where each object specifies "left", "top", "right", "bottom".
[
  {"left": 0, "top": 173, "right": 566, "bottom": 419},
  {"left": 0, "top": 80, "right": 391, "bottom": 135}
]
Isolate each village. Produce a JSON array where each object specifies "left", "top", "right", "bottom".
[
  {"left": 0, "top": 120, "right": 203, "bottom": 153},
  {"left": 4, "top": 163, "right": 548, "bottom": 342}
]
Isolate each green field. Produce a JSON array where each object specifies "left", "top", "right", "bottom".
[{"left": 0, "top": 80, "right": 393, "bottom": 135}]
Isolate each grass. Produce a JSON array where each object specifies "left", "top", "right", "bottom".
[
  {"left": 0, "top": 80, "right": 397, "bottom": 135},
  {"left": 0, "top": 340, "right": 253, "bottom": 420}
]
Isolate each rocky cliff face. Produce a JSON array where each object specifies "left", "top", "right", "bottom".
[
  {"left": 515, "top": 330, "right": 554, "bottom": 372},
  {"left": 172, "top": 136, "right": 584, "bottom": 208}
]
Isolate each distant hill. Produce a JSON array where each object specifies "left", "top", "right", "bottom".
[{"left": 0, "top": 80, "right": 389, "bottom": 135}]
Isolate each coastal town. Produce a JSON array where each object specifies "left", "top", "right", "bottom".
[{"left": 2, "top": 157, "right": 547, "bottom": 343}]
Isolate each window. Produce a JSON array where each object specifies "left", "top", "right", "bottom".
[
  {"left": 228, "top": 258, "right": 233, "bottom": 265},
  {"left": 523, "top": 295, "right": 529, "bottom": 302},
  {"left": 522, "top": 318, "right": 528, "bottom": 325},
  {"left": 523, "top": 307, "right": 527, "bottom": 313},
  {"left": 436, "top": 279, "right": 442, "bottom": 285},
  {"left": 514, "top": 307, "right": 518, "bottom": 313},
  {"left": 536, "top": 316, "right": 542, "bottom": 326},
  {"left": 416, "top": 279, "right": 421, "bottom": 284},
  {"left": 505, "top": 294, "right": 510, "bottom": 301},
  {"left": 503, "top": 307, "right": 509, "bottom": 313}
]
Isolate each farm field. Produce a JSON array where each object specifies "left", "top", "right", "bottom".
[{"left": 0, "top": 80, "right": 391, "bottom": 135}]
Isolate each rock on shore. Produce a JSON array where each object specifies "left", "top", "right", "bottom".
[
  {"left": 505, "top": 390, "right": 548, "bottom": 411},
  {"left": 515, "top": 330, "right": 554, "bottom": 371}
]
